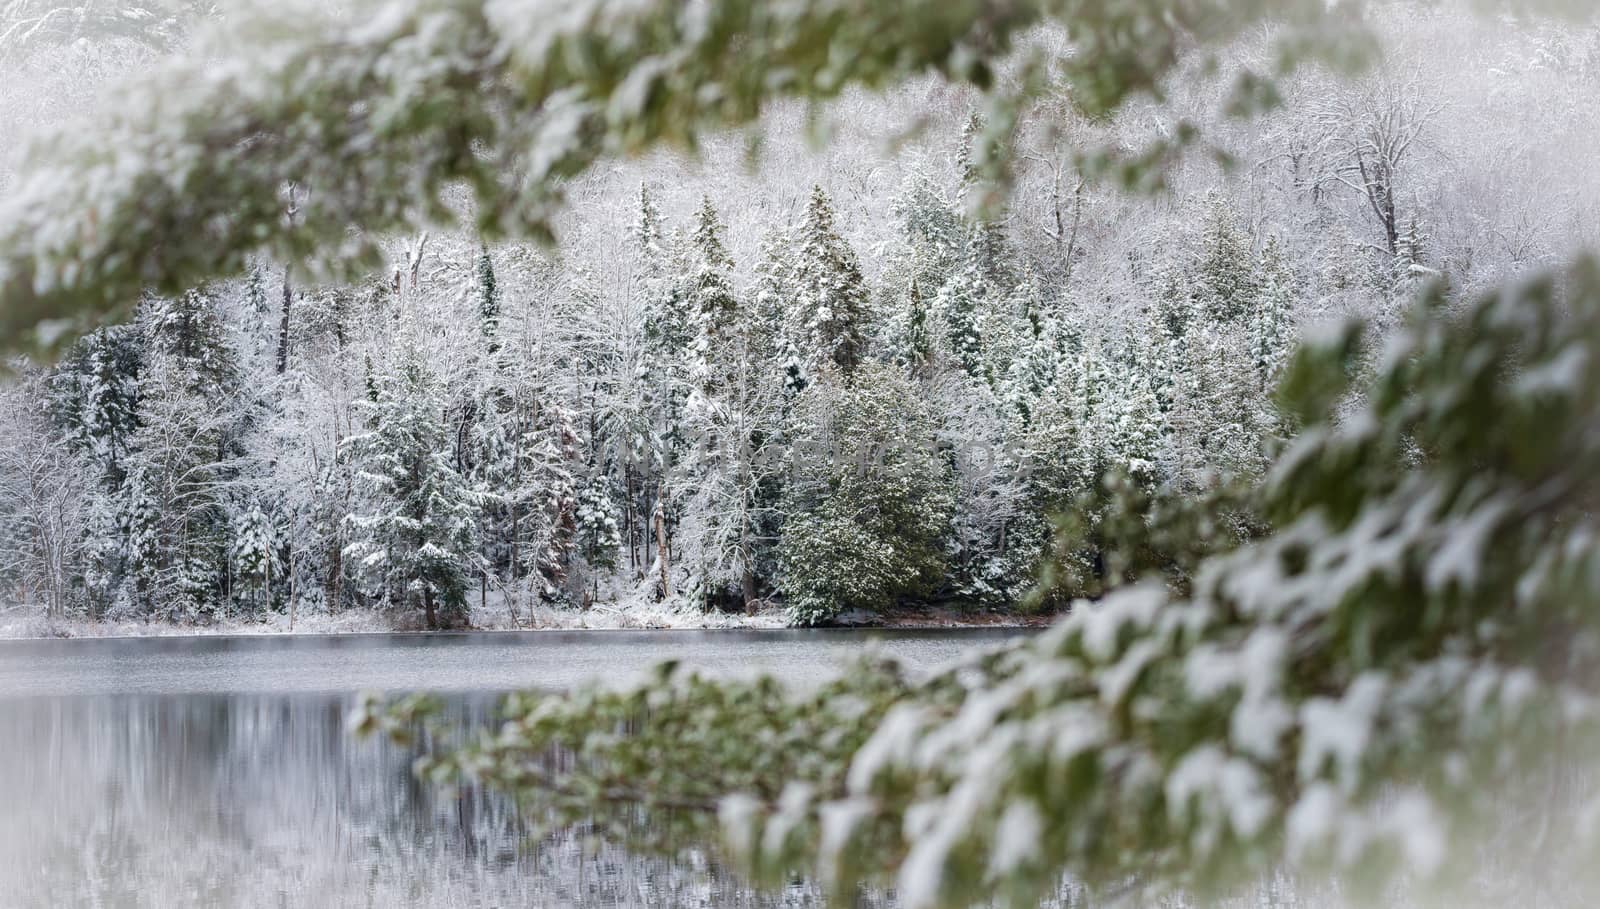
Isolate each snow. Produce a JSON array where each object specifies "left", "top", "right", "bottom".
[
  {"left": 1165, "top": 744, "right": 1275, "bottom": 853},
  {"left": 1298, "top": 673, "right": 1388, "bottom": 793},
  {"left": 846, "top": 703, "right": 930, "bottom": 792},
  {"left": 0, "top": 596, "right": 789, "bottom": 639},
  {"left": 1425, "top": 496, "right": 1508, "bottom": 593},
  {"left": 988, "top": 798, "right": 1044, "bottom": 876},
  {"left": 817, "top": 797, "right": 875, "bottom": 887},
  {"left": 1078, "top": 584, "right": 1166, "bottom": 662}
]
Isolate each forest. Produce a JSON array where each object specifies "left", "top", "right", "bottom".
[
  {"left": 1, "top": 2, "right": 1595, "bottom": 632},
  {"left": 1, "top": 1, "right": 1598, "bottom": 907}
]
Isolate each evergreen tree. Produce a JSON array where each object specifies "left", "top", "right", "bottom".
[
  {"left": 1192, "top": 198, "right": 1259, "bottom": 323},
  {"left": 343, "top": 344, "right": 483, "bottom": 629},
  {"left": 50, "top": 324, "right": 142, "bottom": 486},
  {"left": 751, "top": 226, "right": 808, "bottom": 399},
  {"left": 145, "top": 287, "right": 238, "bottom": 388},
  {"left": 230, "top": 501, "right": 280, "bottom": 615},
  {"left": 935, "top": 247, "right": 992, "bottom": 382},
  {"left": 470, "top": 391, "right": 580, "bottom": 604},
  {"left": 956, "top": 112, "right": 1013, "bottom": 287},
  {"left": 893, "top": 174, "right": 964, "bottom": 291},
  {"left": 980, "top": 269, "right": 1038, "bottom": 402},
  {"left": 247, "top": 262, "right": 268, "bottom": 316},
  {"left": 885, "top": 276, "right": 934, "bottom": 372},
  {"left": 1252, "top": 238, "right": 1295, "bottom": 391},
  {"left": 684, "top": 197, "right": 739, "bottom": 394},
  {"left": 477, "top": 243, "right": 501, "bottom": 349},
  {"left": 574, "top": 472, "right": 621, "bottom": 602},
  {"left": 789, "top": 186, "right": 870, "bottom": 377},
  {"left": 631, "top": 182, "right": 668, "bottom": 278},
  {"left": 779, "top": 364, "right": 954, "bottom": 625}
]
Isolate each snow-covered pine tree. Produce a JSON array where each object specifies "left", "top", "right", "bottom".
[
  {"left": 638, "top": 208, "right": 704, "bottom": 577},
  {"left": 956, "top": 111, "right": 1014, "bottom": 287},
  {"left": 1192, "top": 197, "right": 1260, "bottom": 323},
  {"left": 988, "top": 268, "right": 1048, "bottom": 420},
  {"left": 574, "top": 472, "right": 621, "bottom": 604},
  {"left": 883, "top": 274, "right": 935, "bottom": 373},
  {"left": 343, "top": 343, "right": 483, "bottom": 629},
  {"left": 1252, "top": 237, "right": 1295, "bottom": 391},
  {"left": 643, "top": 229, "right": 693, "bottom": 377},
  {"left": 751, "top": 226, "right": 809, "bottom": 399},
  {"left": 49, "top": 324, "right": 142, "bottom": 488},
  {"left": 470, "top": 388, "right": 580, "bottom": 605},
  {"left": 893, "top": 173, "right": 965, "bottom": 293},
  {"left": 230, "top": 501, "right": 280, "bottom": 616},
  {"left": 477, "top": 242, "right": 501, "bottom": 349},
  {"left": 934, "top": 231, "right": 1002, "bottom": 384},
  {"left": 789, "top": 186, "right": 870, "bottom": 377},
  {"left": 631, "top": 182, "right": 668, "bottom": 279},
  {"left": 684, "top": 197, "right": 739, "bottom": 396},
  {"left": 779, "top": 363, "right": 954, "bottom": 625}
]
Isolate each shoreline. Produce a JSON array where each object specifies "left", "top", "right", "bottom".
[{"left": 0, "top": 602, "right": 1053, "bottom": 642}]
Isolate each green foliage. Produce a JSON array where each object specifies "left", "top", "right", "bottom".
[
  {"left": 343, "top": 343, "right": 483, "bottom": 628},
  {"left": 1031, "top": 469, "right": 1263, "bottom": 607},
  {"left": 353, "top": 656, "right": 918, "bottom": 861},
  {"left": 779, "top": 363, "right": 955, "bottom": 625}
]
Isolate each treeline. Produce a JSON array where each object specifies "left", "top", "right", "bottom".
[
  {"left": 6, "top": 161, "right": 1375, "bottom": 628},
  {"left": 2, "top": 2, "right": 1589, "bottom": 628}
]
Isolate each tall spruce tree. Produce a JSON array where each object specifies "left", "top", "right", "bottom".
[
  {"left": 935, "top": 247, "right": 992, "bottom": 383},
  {"left": 343, "top": 343, "right": 482, "bottom": 629},
  {"left": 1193, "top": 198, "right": 1260, "bottom": 323},
  {"left": 789, "top": 186, "right": 870, "bottom": 377},
  {"left": 684, "top": 197, "right": 739, "bottom": 395},
  {"left": 476, "top": 243, "right": 501, "bottom": 349}
]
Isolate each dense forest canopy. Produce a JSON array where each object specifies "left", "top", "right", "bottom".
[{"left": 0, "top": 0, "right": 1598, "bottom": 905}]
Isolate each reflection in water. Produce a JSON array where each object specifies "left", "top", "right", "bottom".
[
  {"left": 0, "top": 629, "right": 1047, "bottom": 908},
  {"left": 0, "top": 692, "right": 898, "bottom": 908},
  {"left": 3, "top": 660, "right": 1577, "bottom": 906}
]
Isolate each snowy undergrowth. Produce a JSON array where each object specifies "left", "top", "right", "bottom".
[{"left": 0, "top": 596, "right": 788, "bottom": 639}]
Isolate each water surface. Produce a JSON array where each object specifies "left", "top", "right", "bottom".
[{"left": 0, "top": 627, "right": 1031, "bottom": 908}]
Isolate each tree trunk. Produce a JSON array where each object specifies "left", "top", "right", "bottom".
[
  {"left": 276, "top": 265, "right": 293, "bottom": 374},
  {"left": 624, "top": 463, "right": 636, "bottom": 572},
  {"left": 653, "top": 487, "right": 671, "bottom": 601},
  {"left": 423, "top": 587, "right": 438, "bottom": 630},
  {"left": 509, "top": 402, "right": 524, "bottom": 606},
  {"left": 741, "top": 565, "right": 758, "bottom": 614},
  {"left": 288, "top": 549, "right": 297, "bottom": 631}
]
